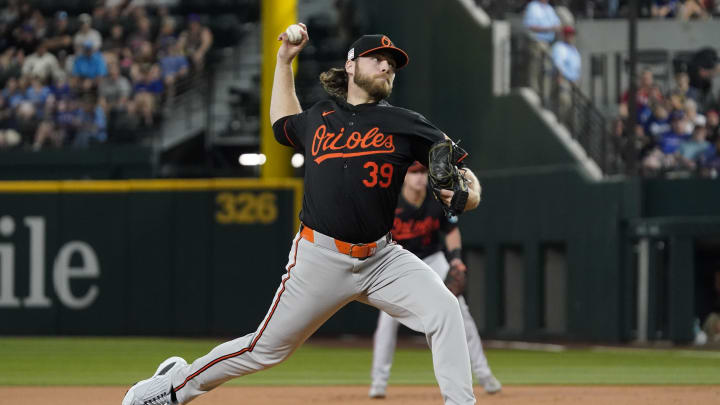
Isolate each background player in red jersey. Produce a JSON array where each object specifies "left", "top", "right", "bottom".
[
  {"left": 123, "top": 24, "right": 482, "bottom": 405},
  {"left": 369, "top": 162, "right": 501, "bottom": 399}
]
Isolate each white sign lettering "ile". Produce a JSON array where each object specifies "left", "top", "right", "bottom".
[{"left": 0, "top": 216, "right": 100, "bottom": 310}]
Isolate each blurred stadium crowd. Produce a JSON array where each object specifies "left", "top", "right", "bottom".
[
  {"left": 614, "top": 57, "right": 720, "bottom": 177},
  {"left": 0, "top": 0, "right": 212, "bottom": 150},
  {"left": 2, "top": 0, "right": 718, "bottom": 180},
  {"left": 498, "top": 0, "right": 720, "bottom": 178},
  {"left": 478, "top": 0, "right": 720, "bottom": 19}
]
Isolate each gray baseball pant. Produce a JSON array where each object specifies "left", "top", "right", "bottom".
[
  {"left": 171, "top": 229, "right": 476, "bottom": 405},
  {"left": 371, "top": 251, "right": 492, "bottom": 389}
]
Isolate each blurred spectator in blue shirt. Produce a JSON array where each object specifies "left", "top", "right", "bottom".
[
  {"left": 660, "top": 110, "right": 692, "bottom": 154},
  {"left": 155, "top": 17, "right": 178, "bottom": 57},
  {"left": 551, "top": 26, "right": 580, "bottom": 83},
  {"left": 646, "top": 104, "right": 671, "bottom": 139},
  {"left": 677, "top": 125, "right": 712, "bottom": 170},
  {"left": 160, "top": 43, "right": 189, "bottom": 101},
  {"left": 160, "top": 48, "right": 189, "bottom": 81},
  {"left": 54, "top": 98, "right": 77, "bottom": 142},
  {"left": 638, "top": 103, "right": 654, "bottom": 131},
  {"left": 643, "top": 110, "right": 692, "bottom": 173},
  {"left": 133, "top": 64, "right": 164, "bottom": 127},
  {"left": 72, "top": 97, "right": 106, "bottom": 147},
  {"left": 72, "top": 41, "right": 108, "bottom": 80},
  {"left": 24, "top": 76, "right": 51, "bottom": 110},
  {"left": 51, "top": 76, "right": 73, "bottom": 101},
  {"left": 133, "top": 65, "right": 164, "bottom": 95},
  {"left": 523, "top": 0, "right": 561, "bottom": 95},
  {"left": 523, "top": 0, "right": 561, "bottom": 43},
  {"left": 550, "top": 25, "right": 580, "bottom": 126},
  {"left": 3, "top": 77, "right": 25, "bottom": 109}
]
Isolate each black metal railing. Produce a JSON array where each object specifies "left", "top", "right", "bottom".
[
  {"left": 511, "top": 31, "right": 622, "bottom": 175},
  {"left": 155, "top": 66, "right": 214, "bottom": 140}
]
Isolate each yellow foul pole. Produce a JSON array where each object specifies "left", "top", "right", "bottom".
[{"left": 260, "top": 0, "right": 297, "bottom": 178}]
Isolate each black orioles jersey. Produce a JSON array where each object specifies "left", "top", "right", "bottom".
[
  {"left": 272, "top": 98, "right": 445, "bottom": 243},
  {"left": 391, "top": 190, "right": 458, "bottom": 259}
]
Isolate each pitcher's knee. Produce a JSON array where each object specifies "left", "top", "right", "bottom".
[
  {"left": 249, "top": 341, "right": 296, "bottom": 369},
  {"left": 427, "top": 289, "right": 463, "bottom": 322},
  {"left": 260, "top": 347, "right": 293, "bottom": 367}
]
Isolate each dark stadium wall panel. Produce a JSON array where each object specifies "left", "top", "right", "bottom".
[
  {"left": 0, "top": 179, "right": 716, "bottom": 341},
  {"left": 461, "top": 167, "right": 632, "bottom": 342},
  {"left": 0, "top": 146, "right": 153, "bottom": 180},
  {"left": 0, "top": 179, "right": 302, "bottom": 336},
  {"left": 462, "top": 166, "right": 720, "bottom": 343}
]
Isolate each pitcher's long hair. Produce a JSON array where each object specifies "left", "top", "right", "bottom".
[{"left": 319, "top": 67, "right": 348, "bottom": 99}]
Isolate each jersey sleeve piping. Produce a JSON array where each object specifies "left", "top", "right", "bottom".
[{"left": 283, "top": 119, "right": 296, "bottom": 148}]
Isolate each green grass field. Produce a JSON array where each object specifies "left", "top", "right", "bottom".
[{"left": 1, "top": 337, "right": 719, "bottom": 386}]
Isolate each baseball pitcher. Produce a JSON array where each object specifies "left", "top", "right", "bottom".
[{"left": 123, "top": 24, "right": 482, "bottom": 405}]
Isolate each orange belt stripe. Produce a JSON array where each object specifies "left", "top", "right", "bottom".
[{"left": 300, "top": 225, "right": 378, "bottom": 259}]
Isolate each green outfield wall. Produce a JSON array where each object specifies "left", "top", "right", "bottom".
[
  {"left": 0, "top": 179, "right": 302, "bottom": 336},
  {"left": 1, "top": 176, "right": 717, "bottom": 342}
]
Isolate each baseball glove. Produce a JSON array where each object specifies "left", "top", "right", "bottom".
[
  {"left": 428, "top": 139, "right": 469, "bottom": 216},
  {"left": 444, "top": 262, "right": 467, "bottom": 296}
]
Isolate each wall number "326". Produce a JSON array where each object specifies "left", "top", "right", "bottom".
[{"left": 215, "top": 192, "right": 278, "bottom": 224}]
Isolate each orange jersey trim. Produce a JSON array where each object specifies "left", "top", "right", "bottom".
[
  {"left": 283, "top": 119, "right": 296, "bottom": 148},
  {"left": 357, "top": 46, "right": 409, "bottom": 68},
  {"left": 313, "top": 148, "right": 396, "bottom": 164}
]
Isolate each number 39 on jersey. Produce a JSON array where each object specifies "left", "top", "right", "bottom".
[{"left": 362, "top": 161, "right": 393, "bottom": 188}]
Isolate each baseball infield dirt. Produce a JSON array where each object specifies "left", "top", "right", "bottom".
[{"left": 2, "top": 385, "right": 719, "bottom": 404}]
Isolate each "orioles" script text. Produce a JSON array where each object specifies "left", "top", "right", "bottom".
[{"left": 311, "top": 125, "right": 395, "bottom": 163}]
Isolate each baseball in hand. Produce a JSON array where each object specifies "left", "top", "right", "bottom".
[{"left": 285, "top": 24, "right": 304, "bottom": 44}]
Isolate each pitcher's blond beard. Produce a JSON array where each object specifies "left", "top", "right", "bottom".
[{"left": 353, "top": 63, "right": 392, "bottom": 101}]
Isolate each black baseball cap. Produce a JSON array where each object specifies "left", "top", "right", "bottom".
[{"left": 347, "top": 35, "right": 409, "bottom": 69}]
